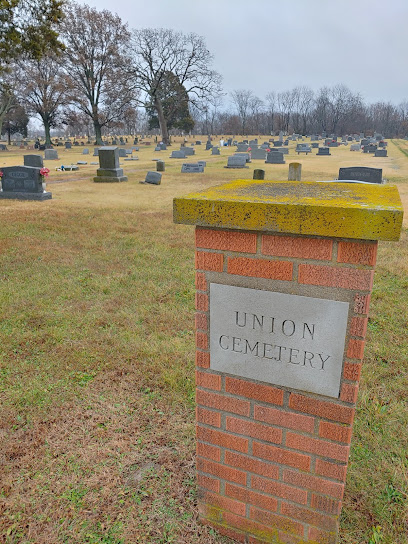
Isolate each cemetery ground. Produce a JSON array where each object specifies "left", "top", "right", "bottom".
[{"left": 0, "top": 138, "right": 407, "bottom": 544}]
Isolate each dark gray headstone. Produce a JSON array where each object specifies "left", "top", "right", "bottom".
[
  {"left": 375, "top": 149, "right": 387, "bottom": 157},
  {"left": 144, "top": 171, "right": 162, "bottom": 185},
  {"left": 181, "top": 163, "right": 205, "bottom": 173},
  {"left": 195, "top": 141, "right": 202, "bottom": 145},
  {"left": 156, "top": 161, "right": 165, "bottom": 172},
  {"left": 170, "top": 150, "right": 186, "bottom": 158},
  {"left": 44, "top": 149, "right": 58, "bottom": 160},
  {"left": 155, "top": 146, "right": 161, "bottom": 151},
  {"left": 183, "top": 147, "right": 195, "bottom": 156},
  {"left": 350, "top": 144, "right": 361, "bottom": 151},
  {"left": 253, "top": 169, "right": 265, "bottom": 180},
  {"left": 317, "top": 147, "right": 331, "bottom": 156},
  {"left": 265, "top": 152, "right": 285, "bottom": 164},
  {"left": 24, "top": 154, "right": 43, "bottom": 168},
  {"left": 94, "top": 147, "right": 127, "bottom": 182},
  {"left": 250, "top": 148, "right": 267, "bottom": 160},
  {"left": 338, "top": 167, "right": 382, "bottom": 184},
  {"left": 93, "top": 148, "right": 100, "bottom": 156},
  {"left": 206, "top": 142, "right": 213, "bottom": 150},
  {"left": 225, "top": 155, "right": 248, "bottom": 168},
  {"left": 65, "top": 142, "right": 72, "bottom": 149},
  {"left": 82, "top": 148, "right": 89, "bottom": 154},
  {"left": 0, "top": 144, "right": 8, "bottom": 151},
  {"left": 211, "top": 147, "right": 220, "bottom": 155},
  {"left": 118, "top": 148, "right": 127, "bottom": 157},
  {"left": 236, "top": 143, "right": 249, "bottom": 152},
  {"left": 0, "top": 166, "right": 52, "bottom": 200},
  {"left": 77, "top": 161, "right": 87, "bottom": 165}
]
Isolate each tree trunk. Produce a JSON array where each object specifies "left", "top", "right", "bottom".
[
  {"left": 43, "top": 117, "right": 52, "bottom": 146},
  {"left": 93, "top": 119, "right": 103, "bottom": 145},
  {"left": 154, "top": 97, "right": 169, "bottom": 144}
]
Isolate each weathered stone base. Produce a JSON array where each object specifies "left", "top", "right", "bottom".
[
  {"left": 224, "top": 166, "right": 249, "bottom": 169},
  {"left": 0, "top": 191, "right": 52, "bottom": 200},
  {"left": 93, "top": 176, "right": 128, "bottom": 182}
]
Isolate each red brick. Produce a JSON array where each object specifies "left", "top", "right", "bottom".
[
  {"left": 298, "top": 264, "right": 374, "bottom": 290},
  {"left": 251, "top": 475, "right": 308, "bottom": 505},
  {"left": 197, "top": 407, "right": 221, "bottom": 428},
  {"left": 350, "top": 316, "right": 368, "bottom": 338},
  {"left": 315, "top": 459, "right": 347, "bottom": 482},
  {"left": 311, "top": 494, "right": 342, "bottom": 515},
  {"left": 195, "top": 292, "right": 208, "bottom": 311},
  {"left": 337, "top": 241, "right": 377, "bottom": 266},
  {"left": 196, "top": 331, "right": 208, "bottom": 350},
  {"left": 225, "top": 482, "right": 278, "bottom": 512},
  {"left": 289, "top": 393, "right": 355, "bottom": 424},
  {"left": 226, "top": 416, "right": 282, "bottom": 444},
  {"left": 196, "top": 370, "right": 221, "bottom": 391},
  {"left": 343, "top": 361, "right": 362, "bottom": 381},
  {"left": 319, "top": 421, "right": 352, "bottom": 444},
  {"left": 196, "top": 227, "right": 257, "bottom": 253},
  {"left": 228, "top": 257, "right": 293, "bottom": 281},
  {"left": 195, "top": 251, "right": 224, "bottom": 272},
  {"left": 340, "top": 383, "right": 358, "bottom": 404},
  {"left": 308, "top": 526, "right": 337, "bottom": 544},
  {"left": 195, "top": 271, "right": 207, "bottom": 291},
  {"left": 286, "top": 432, "right": 350, "bottom": 462},
  {"left": 276, "top": 532, "right": 304, "bottom": 544},
  {"left": 197, "top": 458, "right": 247, "bottom": 485},
  {"left": 253, "top": 441, "right": 311, "bottom": 471},
  {"left": 197, "top": 441, "right": 221, "bottom": 462},
  {"left": 195, "top": 312, "right": 207, "bottom": 331},
  {"left": 196, "top": 351, "right": 210, "bottom": 369},
  {"left": 248, "top": 507, "right": 304, "bottom": 537},
  {"left": 254, "top": 405, "right": 314, "bottom": 434},
  {"left": 197, "top": 425, "right": 249, "bottom": 453},
  {"left": 197, "top": 473, "right": 220, "bottom": 493},
  {"left": 282, "top": 469, "right": 345, "bottom": 500},
  {"left": 280, "top": 502, "right": 338, "bottom": 532},
  {"left": 201, "top": 490, "right": 246, "bottom": 516},
  {"left": 219, "top": 512, "right": 281, "bottom": 542},
  {"left": 346, "top": 339, "right": 365, "bottom": 360},
  {"left": 226, "top": 377, "right": 284, "bottom": 406},
  {"left": 354, "top": 293, "right": 371, "bottom": 314},
  {"left": 197, "top": 390, "right": 250, "bottom": 416},
  {"left": 262, "top": 235, "right": 333, "bottom": 261},
  {"left": 224, "top": 451, "right": 279, "bottom": 480}
]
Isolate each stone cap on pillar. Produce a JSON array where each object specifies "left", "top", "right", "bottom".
[{"left": 173, "top": 180, "right": 403, "bottom": 241}]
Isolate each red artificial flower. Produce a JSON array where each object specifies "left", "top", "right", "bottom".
[
  {"left": 0, "top": 171, "right": 3, "bottom": 178},
  {"left": 40, "top": 167, "right": 50, "bottom": 177},
  {"left": 266, "top": 148, "right": 271, "bottom": 152},
  {"left": 248, "top": 147, "right": 251, "bottom": 151}
]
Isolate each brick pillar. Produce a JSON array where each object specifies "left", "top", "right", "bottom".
[{"left": 174, "top": 180, "right": 402, "bottom": 544}]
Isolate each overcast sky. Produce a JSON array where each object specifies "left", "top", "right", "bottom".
[{"left": 78, "top": 0, "right": 408, "bottom": 106}]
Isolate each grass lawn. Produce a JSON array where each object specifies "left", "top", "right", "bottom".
[{"left": 0, "top": 137, "right": 407, "bottom": 543}]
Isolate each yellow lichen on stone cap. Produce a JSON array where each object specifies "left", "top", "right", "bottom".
[{"left": 173, "top": 180, "right": 403, "bottom": 241}]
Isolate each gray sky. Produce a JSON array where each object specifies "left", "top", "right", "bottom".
[{"left": 79, "top": 0, "right": 408, "bottom": 105}]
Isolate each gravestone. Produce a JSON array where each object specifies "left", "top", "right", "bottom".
[
  {"left": 156, "top": 161, "right": 165, "bottom": 172},
  {"left": 225, "top": 155, "right": 248, "bottom": 168},
  {"left": 367, "top": 145, "right": 377, "bottom": 153},
  {"left": 155, "top": 146, "right": 161, "bottom": 151},
  {"left": 65, "top": 142, "right": 72, "bottom": 149},
  {"left": 93, "top": 147, "right": 127, "bottom": 182},
  {"left": 170, "top": 150, "right": 187, "bottom": 158},
  {"left": 296, "top": 144, "right": 311, "bottom": 154},
  {"left": 288, "top": 162, "right": 302, "bottom": 181},
  {"left": 181, "top": 163, "right": 205, "bottom": 173},
  {"left": 77, "top": 161, "right": 87, "bottom": 165},
  {"left": 236, "top": 143, "right": 249, "bottom": 152},
  {"left": 311, "top": 142, "right": 319, "bottom": 148},
  {"left": 265, "top": 151, "right": 285, "bottom": 164},
  {"left": 0, "top": 166, "right": 52, "bottom": 200},
  {"left": 195, "top": 141, "right": 202, "bottom": 145},
  {"left": 375, "top": 149, "right": 387, "bottom": 157},
  {"left": 250, "top": 148, "right": 266, "bottom": 160},
  {"left": 197, "top": 161, "right": 206, "bottom": 167},
  {"left": 273, "top": 140, "right": 283, "bottom": 147},
  {"left": 317, "top": 147, "right": 331, "bottom": 156},
  {"left": 44, "top": 149, "right": 58, "bottom": 160},
  {"left": 159, "top": 143, "right": 167, "bottom": 150},
  {"left": 83, "top": 148, "right": 89, "bottom": 154},
  {"left": 118, "top": 148, "right": 127, "bottom": 157},
  {"left": 205, "top": 142, "right": 213, "bottom": 150},
  {"left": 0, "top": 144, "right": 8, "bottom": 150},
  {"left": 253, "top": 168, "right": 265, "bottom": 180},
  {"left": 273, "top": 147, "right": 289, "bottom": 155},
  {"left": 338, "top": 166, "right": 382, "bottom": 183},
  {"left": 93, "top": 148, "right": 100, "bottom": 156},
  {"left": 234, "top": 153, "right": 251, "bottom": 163},
  {"left": 211, "top": 147, "right": 220, "bottom": 155},
  {"left": 61, "top": 165, "right": 79, "bottom": 171},
  {"left": 143, "top": 171, "right": 162, "bottom": 185},
  {"left": 24, "top": 154, "right": 43, "bottom": 168},
  {"left": 350, "top": 144, "right": 361, "bottom": 151}
]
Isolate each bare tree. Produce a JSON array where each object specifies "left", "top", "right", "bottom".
[
  {"left": 277, "top": 90, "right": 296, "bottom": 132},
  {"left": 130, "top": 28, "right": 222, "bottom": 144},
  {"left": 16, "top": 55, "right": 71, "bottom": 145},
  {"left": 231, "top": 89, "right": 255, "bottom": 135},
  {"left": 61, "top": 2, "right": 135, "bottom": 144},
  {"left": 265, "top": 91, "right": 276, "bottom": 134},
  {"left": 0, "top": 78, "right": 16, "bottom": 137}
]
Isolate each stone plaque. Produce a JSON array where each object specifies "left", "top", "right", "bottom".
[{"left": 210, "top": 284, "right": 349, "bottom": 398}]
